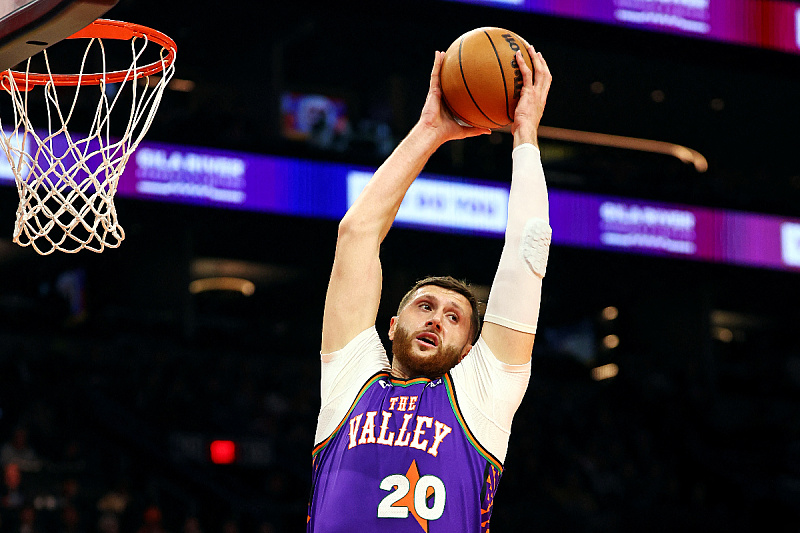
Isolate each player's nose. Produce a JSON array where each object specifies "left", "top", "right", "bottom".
[{"left": 426, "top": 316, "right": 442, "bottom": 331}]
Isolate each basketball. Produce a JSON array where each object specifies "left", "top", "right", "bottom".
[{"left": 440, "top": 27, "right": 534, "bottom": 129}]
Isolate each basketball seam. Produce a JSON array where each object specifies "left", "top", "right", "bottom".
[
  {"left": 459, "top": 35, "right": 503, "bottom": 128},
  {"left": 483, "top": 30, "right": 511, "bottom": 124}
]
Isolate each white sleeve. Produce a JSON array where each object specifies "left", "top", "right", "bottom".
[
  {"left": 315, "top": 326, "right": 390, "bottom": 445},
  {"left": 484, "top": 142, "right": 550, "bottom": 334},
  {"left": 449, "top": 336, "right": 531, "bottom": 464}
]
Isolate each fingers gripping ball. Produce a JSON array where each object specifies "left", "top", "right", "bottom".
[{"left": 440, "top": 27, "right": 534, "bottom": 129}]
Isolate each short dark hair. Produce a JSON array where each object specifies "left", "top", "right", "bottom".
[{"left": 397, "top": 276, "right": 481, "bottom": 344}]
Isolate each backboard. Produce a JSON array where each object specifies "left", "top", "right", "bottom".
[{"left": 0, "top": 0, "right": 117, "bottom": 71}]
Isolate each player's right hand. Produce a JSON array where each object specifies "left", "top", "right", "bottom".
[{"left": 419, "top": 51, "right": 492, "bottom": 144}]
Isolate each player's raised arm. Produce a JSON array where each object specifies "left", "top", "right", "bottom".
[
  {"left": 480, "top": 46, "right": 553, "bottom": 365},
  {"left": 321, "top": 52, "right": 490, "bottom": 354}
]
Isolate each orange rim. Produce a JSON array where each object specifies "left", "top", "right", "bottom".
[{"left": 1, "top": 19, "right": 176, "bottom": 90}]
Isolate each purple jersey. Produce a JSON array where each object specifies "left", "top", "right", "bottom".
[{"left": 307, "top": 372, "right": 503, "bottom": 532}]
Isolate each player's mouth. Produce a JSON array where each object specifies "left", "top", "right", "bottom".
[{"left": 416, "top": 332, "right": 439, "bottom": 348}]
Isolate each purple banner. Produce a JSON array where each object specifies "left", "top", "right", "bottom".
[
  {"left": 120, "top": 141, "right": 351, "bottom": 220},
  {"left": 549, "top": 190, "right": 800, "bottom": 272},
  {"left": 444, "top": 0, "right": 800, "bottom": 56},
  {"left": 3, "top": 134, "right": 799, "bottom": 273},
  {"left": 114, "top": 139, "right": 800, "bottom": 273}
]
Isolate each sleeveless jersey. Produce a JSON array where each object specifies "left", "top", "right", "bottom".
[
  {"left": 307, "top": 327, "right": 530, "bottom": 532},
  {"left": 308, "top": 372, "right": 501, "bottom": 532}
]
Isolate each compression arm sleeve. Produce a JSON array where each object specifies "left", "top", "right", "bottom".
[{"left": 483, "top": 143, "right": 551, "bottom": 334}]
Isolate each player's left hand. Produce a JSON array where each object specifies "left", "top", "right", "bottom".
[
  {"left": 512, "top": 45, "right": 552, "bottom": 148},
  {"left": 418, "top": 51, "right": 492, "bottom": 144}
]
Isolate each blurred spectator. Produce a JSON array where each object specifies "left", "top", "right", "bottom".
[
  {"left": 56, "top": 476, "right": 92, "bottom": 527},
  {"left": 96, "top": 513, "right": 120, "bottom": 533},
  {"left": 60, "top": 504, "right": 85, "bottom": 533},
  {"left": 1, "top": 463, "right": 26, "bottom": 510},
  {"left": 60, "top": 478, "right": 82, "bottom": 507},
  {"left": 96, "top": 480, "right": 131, "bottom": 516},
  {"left": 18, "top": 505, "right": 39, "bottom": 533},
  {"left": 1, "top": 428, "right": 42, "bottom": 473},
  {"left": 136, "top": 505, "right": 168, "bottom": 533},
  {"left": 181, "top": 516, "right": 202, "bottom": 533}
]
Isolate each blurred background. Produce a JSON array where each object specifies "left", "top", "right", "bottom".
[{"left": 0, "top": 0, "right": 799, "bottom": 531}]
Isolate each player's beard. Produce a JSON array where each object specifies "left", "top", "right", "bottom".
[{"left": 391, "top": 325, "right": 463, "bottom": 379}]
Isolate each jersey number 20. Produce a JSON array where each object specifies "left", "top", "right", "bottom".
[{"left": 378, "top": 473, "right": 446, "bottom": 520}]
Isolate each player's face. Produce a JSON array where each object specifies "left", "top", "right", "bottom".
[{"left": 389, "top": 286, "right": 474, "bottom": 379}]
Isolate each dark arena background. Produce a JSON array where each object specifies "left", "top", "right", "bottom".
[{"left": 0, "top": 0, "right": 799, "bottom": 531}]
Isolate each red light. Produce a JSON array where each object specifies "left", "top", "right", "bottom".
[{"left": 210, "top": 440, "right": 236, "bottom": 464}]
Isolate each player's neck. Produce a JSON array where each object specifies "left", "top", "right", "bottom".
[
  {"left": 390, "top": 363, "right": 442, "bottom": 382},
  {"left": 390, "top": 363, "right": 413, "bottom": 381}
]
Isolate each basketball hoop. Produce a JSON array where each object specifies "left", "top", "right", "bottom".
[{"left": 0, "top": 19, "right": 176, "bottom": 254}]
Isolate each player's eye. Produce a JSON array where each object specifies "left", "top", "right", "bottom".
[
  {"left": 448, "top": 314, "right": 458, "bottom": 323},
  {"left": 419, "top": 303, "right": 431, "bottom": 311}
]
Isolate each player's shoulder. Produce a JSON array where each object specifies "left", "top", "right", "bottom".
[
  {"left": 449, "top": 335, "right": 531, "bottom": 386},
  {"left": 322, "top": 325, "right": 384, "bottom": 360}
]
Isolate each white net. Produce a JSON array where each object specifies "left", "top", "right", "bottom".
[{"left": 0, "top": 30, "right": 175, "bottom": 254}]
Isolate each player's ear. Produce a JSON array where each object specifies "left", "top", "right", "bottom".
[
  {"left": 388, "top": 316, "right": 398, "bottom": 341},
  {"left": 458, "top": 343, "right": 473, "bottom": 362}
]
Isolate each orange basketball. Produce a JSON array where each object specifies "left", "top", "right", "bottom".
[{"left": 440, "top": 27, "right": 534, "bottom": 129}]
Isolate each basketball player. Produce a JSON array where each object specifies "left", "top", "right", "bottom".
[{"left": 307, "top": 44, "right": 552, "bottom": 532}]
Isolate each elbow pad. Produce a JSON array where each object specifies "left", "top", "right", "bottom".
[{"left": 484, "top": 143, "right": 551, "bottom": 334}]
